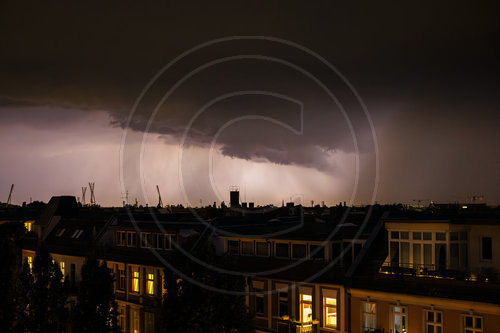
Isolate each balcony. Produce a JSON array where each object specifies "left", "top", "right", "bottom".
[
  {"left": 379, "top": 262, "right": 499, "bottom": 282},
  {"left": 276, "top": 318, "right": 319, "bottom": 333}
]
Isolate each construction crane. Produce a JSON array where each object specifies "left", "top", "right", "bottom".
[
  {"left": 6, "top": 184, "right": 14, "bottom": 206},
  {"left": 156, "top": 185, "right": 163, "bottom": 208},
  {"left": 81, "top": 187, "right": 87, "bottom": 206},
  {"left": 88, "top": 182, "right": 96, "bottom": 206}
]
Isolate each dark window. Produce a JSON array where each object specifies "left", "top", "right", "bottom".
[
  {"left": 255, "top": 294, "right": 264, "bottom": 316},
  {"left": 310, "top": 245, "right": 325, "bottom": 260},
  {"left": 332, "top": 243, "right": 342, "bottom": 262},
  {"left": 256, "top": 242, "right": 268, "bottom": 256},
  {"left": 292, "top": 244, "right": 307, "bottom": 259},
  {"left": 118, "top": 269, "right": 126, "bottom": 290},
  {"left": 241, "top": 241, "right": 254, "bottom": 255},
  {"left": 400, "top": 232, "right": 409, "bottom": 240},
  {"left": 353, "top": 243, "right": 363, "bottom": 260},
  {"left": 275, "top": 243, "right": 289, "bottom": 258},
  {"left": 390, "top": 231, "right": 399, "bottom": 239},
  {"left": 423, "top": 232, "right": 432, "bottom": 240},
  {"left": 279, "top": 292, "right": 288, "bottom": 316},
  {"left": 482, "top": 237, "right": 493, "bottom": 260},
  {"left": 436, "top": 232, "right": 446, "bottom": 241},
  {"left": 228, "top": 240, "right": 239, "bottom": 255},
  {"left": 70, "top": 264, "right": 76, "bottom": 284}
]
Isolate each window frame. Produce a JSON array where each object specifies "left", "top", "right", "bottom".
[
  {"left": 361, "top": 301, "right": 376, "bottom": 332},
  {"left": 146, "top": 272, "right": 155, "bottom": 296},
  {"left": 425, "top": 309, "right": 443, "bottom": 333},
  {"left": 463, "top": 314, "right": 483, "bottom": 333}
]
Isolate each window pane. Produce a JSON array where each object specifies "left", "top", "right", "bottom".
[
  {"left": 435, "top": 243, "right": 446, "bottom": 269},
  {"left": 450, "top": 244, "right": 459, "bottom": 269},
  {"left": 401, "top": 242, "right": 410, "bottom": 267},
  {"left": 436, "top": 232, "right": 446, "bottom": 241},
  {"left": 401, "top": 232, "right": 409, "bottom": 240},
  {"left": 390, "top": 242, "right": 400, "bottom": 265},
  {"left": 241, "top": 241, "right": 254, "bottom": 255},
  {"left": 413, "top": 243, "right": 421, "bottom": 267},
  {"left": 423, "top": 232, "right": 432, "bottom": 240},
  {"left": 482, "top": 237, "right": 493, "bottom": 260},
  {"left": 465, "top": 316, "right": 473, "bottom": 327},
  {"left": 413, "top": 232, "right": 422, "bottom": 240},
  {"left": 310, "top": 245, "right": 325, "bottom": 259},
  {"left": 325, "top": 297, "right": 336, "bottom": 306},
  {"left": 292, "top": 244, "right": 307, "bottom": 259},
  {"left": 475, "top": 317, "right": 482, "bottom": 328},
  {"left": 325, "top": 306, "right": 337, "bottom": 327},
  {"left": 276, "top": 243, "right": 289, "bottom": 258},
  {"left": 228, "top": 240, "right": 239, "bottom": 254},
  {"left": 256, "top": 242, "right": 268, "bottom": 256},
  {"left": 450, "top": 232, "right": 458, "bottom": 241},
  {"left": 391, "top": 231, "right": 399, "bottom": 239},
  {"left": 424, "top": 244, "right": 432, "bottom": 268},
  {"left": 427, "top": 311, "right": 434, "bottom": 322}
]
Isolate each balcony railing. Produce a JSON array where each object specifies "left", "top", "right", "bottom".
[
  {"left": 276, "top": 318, "right": 319, "bottom": 333},
  {"left": 379, "top": 262, "right": 499, "bottom": 282}
]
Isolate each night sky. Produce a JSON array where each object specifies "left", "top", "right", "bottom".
[{"left": 1, "top": 1, "right": 499, "bottom": 206}]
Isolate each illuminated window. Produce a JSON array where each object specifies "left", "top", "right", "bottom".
[
  {"left": 362, "top": 302, "right": 376, "bottom": 332},
  {"left": 147, "top": 273, "right": 155, "bottom": 295},
  {"left": 392, "top": 306, "right": 407, "bottom": 333},
  {"left": 463, "top": 315, "right": 482, "bottom": 333},
  {"left": 60, "top": 261, "right": 65, "bottom": 281},
  {"left": 300, "top": 294, "right": 313, "bottom": 323},
  {"left": 24, "top": 222, "right": 32, "bottom": 232},
  {"left": 132, "top": 270, "right": 140, "bottom": 293},
  {"left": 323, "top": 297, "right": 337, "bottom": 328},
  {"left": 425, "top": 310, "right": 442, "bottom": 333},
  {"left": 27, "top": 256, "right": 33, "bottom": 273}
]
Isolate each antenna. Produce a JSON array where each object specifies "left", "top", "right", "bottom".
[
  {"left": 6, "top": 184, "right": 14, "bottom": 206},
  {"left": 88, "top": 182, "right": 96, "bottom": 206},
  {"left": 156, "top": 185, "right": 163, "bottom": 208},
  {"left": 81, "top": 187, "right": 87, "bottom": 206}
]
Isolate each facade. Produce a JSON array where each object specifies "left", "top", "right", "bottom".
[{"left": 19, "top": 198, "right": 500, "bottom": 333}]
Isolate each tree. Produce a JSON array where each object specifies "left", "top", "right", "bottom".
[
  {"left": 72, "top": 257, "right": 120, "bottom": 333},
  {"left": 0, "top": 222, "right": 25, "bottom": 331},
  {"left": 17, "top": 244, "right": 68, "bottom": 333},
  {"left": 160, "top": 240, "right": 253, "bottom": 333}
]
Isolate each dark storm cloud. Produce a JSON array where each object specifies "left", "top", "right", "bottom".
[{"left": 1, "top": 1, "right": 499, "bottom": 202}]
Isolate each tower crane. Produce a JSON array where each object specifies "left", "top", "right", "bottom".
[{"left": 156, "top": 185, "right": 163, "bottom": 208}]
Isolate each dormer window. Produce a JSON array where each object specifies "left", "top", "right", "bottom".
[{"left": 56, "top": 228, "right": 66, "bottom": 237}]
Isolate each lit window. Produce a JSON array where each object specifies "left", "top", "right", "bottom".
[
  {"left": 463, "top": 315, "right": 482, "bottom": 333},
  {"left": 60, "top": 261, "right": 65, "bottom": 281},
  {"left": 147, "top": 273, "right": 155, "bottom": 295},
  {"left": 425, "top": 310, "right": 442, "bottom": 333},
  {"left": 362, "top": 302, "right": 376, "bottom": 332},
  {"left": 392, "top": 306, "right": 407, "bottom": 333},
  {"left": 300, "top": 294, "right": 313, "bottom": 323},
  {"left": 323, "top": 297, "right": 337, "bottom": 328},
  {"left": 27, "top": 256, "right": 33, "bottom": 272},
  {"left": 24, "top": 222, "right": 32, "bottom": 232},
  {"left": 132, "top": 271, "right": 140, "bottom": 293}
]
